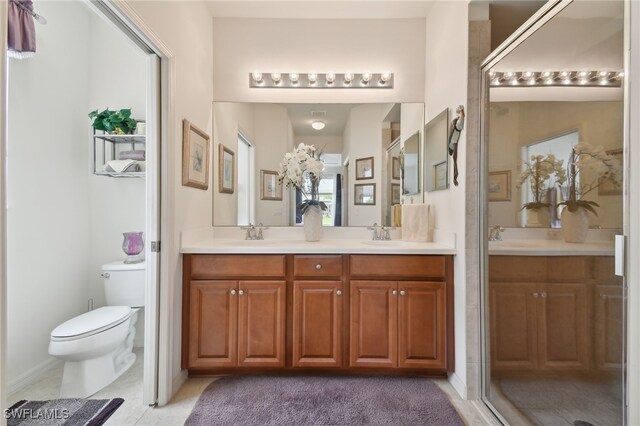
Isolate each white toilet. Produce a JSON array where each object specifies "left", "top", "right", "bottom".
[{"left": 49, "top": 261, "right": 145, "bottom": 398}]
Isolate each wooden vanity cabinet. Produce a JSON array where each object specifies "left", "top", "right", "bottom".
[
  {"left": 183, "top": 253, "right": 454, "bottom": 374},
  {"left": 183, "top": 255, "right": 286, "bottom": 369},
  {"left": 349, "top": 255, "right": 452, "bottom": 371}
]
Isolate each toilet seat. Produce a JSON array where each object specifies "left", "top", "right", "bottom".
[{"left": 51, "top": 306, "right": 133, "bottom": 342}]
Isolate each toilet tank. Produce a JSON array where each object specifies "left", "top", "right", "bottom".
[{"left": 102, "top": 261, "right": 145, "bottom": 307}]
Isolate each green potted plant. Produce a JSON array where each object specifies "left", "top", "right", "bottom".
[{"left": 88, "top": 108, "right": 137, "bottom": 135}]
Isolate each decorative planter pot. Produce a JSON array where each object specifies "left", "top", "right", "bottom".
[
  {"left": 526, "top": 208, "right": 550, "bottom": 228},
  {"left": 122, "top": 232, "right": 144, "bottom": 263},
  {"left": 561, "top": 208, "right": 590, "bottom": 243},
  {"left": 303, "top": 205, "right": 323, "bottom": 242}
]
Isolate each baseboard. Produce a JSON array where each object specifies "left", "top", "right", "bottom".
[
  {"left": 448, "top": 372, "right": 467, "bottom": 400},
  {"left": 165, "top": 370, "right": 187, "bottom": 405},
  {"left": 8, "top": 357, "right": 62, "bottom": 395}
]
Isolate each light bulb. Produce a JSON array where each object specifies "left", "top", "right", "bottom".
[
  {"left": 505, "top": 72, "right": 514, "bottom": 79},
  {"left": 380, "top": 72, "right": 392, "bottom": 82},
  {"left": 523, "top": 71, "right": 533, "bottom": 79},
  {"left": 326, "top": 73, "right": 335, "bottom": 84},
  {"left": 311, "top": 121, "right": 325, "bottom": 130},
  {"left": 578, "top": 71, "right": 588, "bottom": 78},
  {"left": 542, "top": 71, "right": 552, "bottom": 78},
  {"left": 344, "top": 73, "right": 354, "bottom": 85},
  {"left": 560, "top": 71, "right": 569, "bottom": 78},
  {"left": 362, "top": 72, "right": 372, "bottom": 84},
  {"left": 599, "top": 71, "right": 609, "bottom": 78},
  {"left": 289, "top": 73, "right": 299, "bottom": 84},
  {"left": 308, "top": 73, "right": 317, "bottom": 84},
  {"left": 252, "top": 72, "right": 263, "bottom": 83},
  {"left": 618, "top": 71, "right": 625, "bottom": 78},
  {"left": 545, "top": 78, "right": 553, "bottom": 85},
  {"left": 271, "top": 73, "right": 281, "bottom": 83},
  {"left": 488, "top": 71, "right": 496, "bottom": 78}
]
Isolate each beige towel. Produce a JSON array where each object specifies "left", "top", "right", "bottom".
[
  {"left": 393, "top": 204, "right": 402, "bottom": 227},
  {"left": 401, "top": 204, "right": 433, "bottom": 242}
]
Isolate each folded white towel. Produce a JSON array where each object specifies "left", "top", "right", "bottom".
[
  {"left": 103, "top": 159, "right": 140, "bottom": 173},
  {"left": 401, "top": 203, "right": 433, "bottom": 242}
]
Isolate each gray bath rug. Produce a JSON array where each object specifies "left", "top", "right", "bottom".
[
  {"left": 6, "top": 398, "right": 124, "bottom": 426},
  {"left": 185, "top": 376, "right": 464, "bottom": 425}
]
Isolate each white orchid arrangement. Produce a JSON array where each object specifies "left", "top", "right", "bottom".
[
  {"left": 559, "top": 142, "right": 622, "bottom": 215},
  {"left": 517, "top": 154, "right": 566, "bottom": 210},
  {"left": 278, "top": 143, "right": 327, "bottom": 214}
]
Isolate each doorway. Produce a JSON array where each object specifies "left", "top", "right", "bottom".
[{"left": 3, "top": 0, "right": 162, "bottom": 410}]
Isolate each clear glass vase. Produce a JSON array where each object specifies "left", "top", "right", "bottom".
[{"left": 122, "top": 232, "right": 144, "bottom": 264}]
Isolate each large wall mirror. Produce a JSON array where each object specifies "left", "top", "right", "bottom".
[{"left": 212, "top": 102, "right": 424, "bottom": 227}]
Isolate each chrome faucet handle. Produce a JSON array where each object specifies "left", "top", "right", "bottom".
[
  {"left": 256, "top": 223, "right": 269, "bottom": 240},
  {"left": 240, "top": 223, "right": 256, "bottom": 240},
  {"left": 379, "top": 226, "right": 395, "bottom": 240},
  {"left": 367, "top": 223, "right": 381, "bottom": 240}
]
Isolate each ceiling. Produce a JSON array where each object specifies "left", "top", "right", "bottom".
[
  {"left": 206, "top": 1, "right": 434, "bottom": 19},
  {"left": 283, "top": 103, "right": 358, "bottom": 137}
]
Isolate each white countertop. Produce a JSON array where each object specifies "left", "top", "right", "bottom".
[
  {"left": 489, "top": 239, "right": 614, "bottom": 256},
  {"left": 180, "top": 227, "right": 457, "bottom": 255}
]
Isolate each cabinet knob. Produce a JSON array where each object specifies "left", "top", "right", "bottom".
[
  {"left": 238, "top": 290, "right": 244, "bottom": 296},
  {"left": 400, "top": 290, "right": 406, "bottom": 296},
  {"left": 230, "top": 289, "right": 237, "bottom": 295},
  {"left": 336, "top": 290, "right": 342, "bottom": 296},
  {"left": 315, "top": 264, "right": 322, "bottom": 270},
  {"left": 541, "top": 292, "right": 547, "bottom": 298},
  {"left": 532, "top": 292, "right": 539, "bottom": 298},
  {"left": 392, "top": 290, "right": 398, "bottom": 296}
]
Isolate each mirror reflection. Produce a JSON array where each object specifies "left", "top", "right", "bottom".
[
  {"left": 212, "top": 102, "right": 424, "bottom": 227},
  {"left": 424, "top": 108, "right": 449, "bottom": 192}
]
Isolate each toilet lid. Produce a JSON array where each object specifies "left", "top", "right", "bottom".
[{"left": 51, "top": 306, "right": 132, "bottom": 339}]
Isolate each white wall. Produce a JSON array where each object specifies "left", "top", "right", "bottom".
[
  {"left": 212, "top": 18, "right": 425, "bottom": 103},
  {"left": 254, "top": 104, "right": 292, "bottom": 226},
  {"left": 87, "top": 12, "right": 147, "bottom": 343},
  {"left": 423, "top": 0, "right": 470, "bottom": 398},
  {"left": 213, "top": 102, "right": 255, "bottom": 225},
  {"left": 296, "top": 135, "right": 343, "bottom": 154},
  {"left": 126, "top": 1, "right": 214, "bottom": 400},
  {"left": 343, "top": 104, "right": 384, "bottom": 226},
  {"left": 7, "top": 1, "right": 93, "bottom": 388}
]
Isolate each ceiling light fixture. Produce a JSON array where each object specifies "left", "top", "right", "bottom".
[
  {"left": 311, "top": 121, "right": 325, "bottom": 130},
  {"left": 248, "top": 72, "right": 393, "bottom": 89},
  {"left": 489, "top": 70, "right": 622, "bottom": 88}
]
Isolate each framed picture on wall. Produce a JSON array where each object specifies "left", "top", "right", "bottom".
[
  {"left": 354, "top": 183, "right": 376, "bottom": 205},
  {"left": 182, "top": 119, "right": 210, "bottom": 190},
  {"left": 488, "top": 170, "right": 511, "bottom": 201},
  {"left": 260, "top": 170, "right": 282, "bottom": 200},
  {"left": 392, "top": 156, "right": 401, "bottom": 180},
  {"left": 219, "top": 144, "right": 235, "bottom": 194},
  {"left": 598, "top": 148, "right": 623, "bottom": 195},
  {"left": 391, "top": 183, "right": 401, "bottom": 205},
  {"left": 356, "top": 156, "right": 374, "bottom": 180}
]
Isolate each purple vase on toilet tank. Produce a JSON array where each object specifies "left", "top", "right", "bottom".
[{"left": 122, "top": 232, "right": 144, "bottom": 264}]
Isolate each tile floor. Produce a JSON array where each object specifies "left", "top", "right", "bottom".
[
  {"left": 492, "top": 374, "right": 623, "bottom": 426},
  {"left": 9, "top": 350, "right": 494, "bottom": 425}
]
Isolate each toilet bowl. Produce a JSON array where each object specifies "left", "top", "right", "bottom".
[{"left": 48, "top": 261, "right": 145, "bottom": 398}]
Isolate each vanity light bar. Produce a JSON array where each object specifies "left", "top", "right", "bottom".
[
  {"left": 489, "top": 71, "right": 623, "bottom": 88},
  {"left": 249, "top": 72, "right": 394, "bottom": 89}
]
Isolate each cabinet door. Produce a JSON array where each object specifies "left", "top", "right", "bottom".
[
  {"left": 189, "top": 281, "right": 238, "bottom": 368},
  {"left": 595, "top": 285, "right": 623, "bottom": 370},
  {"left": 489, "top": 283, "right": 538, "bottom": 370},
  {"left": 349, "top": 281, "right": 397, "bottom": 368},
  {"left": 237, "top": 280, "right": 286, "bottom": 367},
  {"left": 398, "top": 281, "right": 446, "bottom": 369},
  {"left": 537, "top": 283, "right": 589, "bottom": 370},
  {"left": 293, "top": 281, "right": 343, "bottom": 367}
]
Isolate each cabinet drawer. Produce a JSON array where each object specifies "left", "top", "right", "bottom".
[
  {"left": 294, "top": 255, "right": 343, "bottom": 278},
  {"left": 190, "top": 255, "right": 286, "bottom": 279},
  {"left": 350, "top": 255, "right": 445, "bottom": 279}
]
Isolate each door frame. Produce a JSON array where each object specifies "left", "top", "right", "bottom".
[{"left": 477, "top": 0, "right": 633, "bottom": 423}]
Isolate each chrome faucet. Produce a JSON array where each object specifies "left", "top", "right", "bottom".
[
  {"left": 367, "top": 223, "right": 396, "bottom": 240},
  {"left": 489, "top": 225, "right": 505, "bottom": 241},
  {"left": 241, "top": 223, "right": 268, "bottom": 240}
]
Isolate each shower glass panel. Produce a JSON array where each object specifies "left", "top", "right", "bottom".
[{"left": 482, "top": 1, "right": 626, "bottom": 425}]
